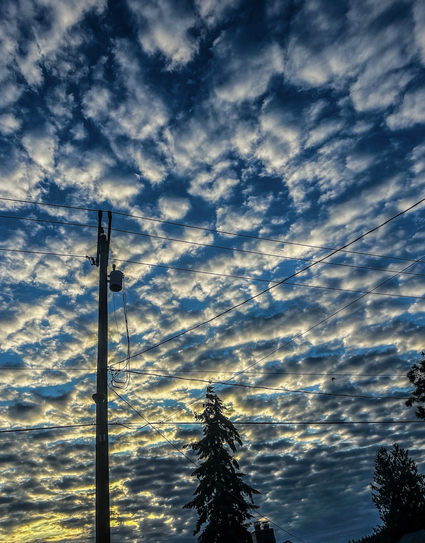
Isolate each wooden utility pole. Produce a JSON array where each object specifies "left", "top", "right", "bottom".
[{"left": 92, "top": 210, "right": 112, "bottom": 543}]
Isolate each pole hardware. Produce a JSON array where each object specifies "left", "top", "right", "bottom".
[{"left": 109, "top": 264, "right": 123, "bottom": 292}]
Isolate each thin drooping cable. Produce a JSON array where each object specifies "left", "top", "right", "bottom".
[
  {"left": 0, "top": 423, "right": 96, "bottom": 434},
  {"left": 0, "top": 243, "right": 423, "bottom": 301},
  {"left": 111, "top": 277, "right": 131, "bottom": 389},
  {"left": 0, "top": 247, "right": 87, "bottom": 258},
  {"left": 0, "top": 196, "right": 95, "bottom": 212},
  {"left": 0, "top": 366, "right": 95, "bottom": 372},
  {"left": 111, "top": 209, "right": 422, "bottom": 263},
  {"left": 123, "top": 370, "right": 409, "bottom": 399},
  {"left": 113, "top": 420, "right": 425, "bottom": 426},
  {"left": 111, "top": 197, "right": 425, "bottom": 367},
  {"left": 0, "top": 422, "right": 127, "bottom": 436},
  {"left": 214, "top": 254, "right": 425, "bottom": 387},
  {"left": 0, "top": 366, "right": 408, "bottom": 377},
  {"left": 110, "top": 387, "right": 307, "bottom": 543},
  {"left": 0, "top": 213, "right": 96, "bottom": 229},
  {"left": 1, "top": 195, "right": 422, "bottom": 264},
  {"left": 4, "top": 212, "right": 425, "bottom": 278},
  {"left": 115, "top": 369, "right": 408, "bottom": 377},
  {"left": 138, "top": 252, "right": 425, "bottom": 429},
  {"left": 114, "top": 258, "right": 425, "bottom": 299},
  {"left": 112, "top": 226, "right": 425, "bottom": 277}
]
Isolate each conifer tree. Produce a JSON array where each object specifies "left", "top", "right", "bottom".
[
  {"left": 183, "top": 385, "right": 260, "bottom": 543},
  {"left": 371, "top": 443, "right": 425, "bottom": 542},
  {"left": 406, "top": 355, "right": 425, "bottom": 420}
]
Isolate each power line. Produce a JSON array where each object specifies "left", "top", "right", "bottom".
[
  {"left": 0, "top": 423, "right": 96, "bottom": 434},
  {"left": 0, "top": 422, "right": 126, "bottom": 435},
  {"left": 112, "top": 226, "right": 425, "bottom": 277},
  {"left": 113, "top": 420, "right": 425, "bottom": 426},
  {"left": 0, "top": 213, "right": 95, "bottom": 229},
  {"left": 139, "top": 251, "right": 424, "bottom": 429},
  {"left": 111, "top": 197, "right": 425, "bottom": 366},
  {"left": 0, "top": 247, "right": 86, "bottom": 258},
  {"left": 5, "top": 213, "right": 425, "bottom": 278},
  {"left": 195, "top": 253, "right": 425, "bottom": 404},
  {"left": 0, "top": 245, "right": 422, "bottom": 302},
  {"left": 111, "top": 209, "right": 423, "bottom": 263},
  {"left": 0, "top": 366, "right": 408, "bottom": 378},
  {"left": 1, "top": 196, "right": 423, "bottom": 264},
  {"left": 0, "top": 196, "right": 94, "bottom": 213},
  {"left": 116, "top": 258, "right": 425, "bottom": 299},
  {"left": 0, "top": 366, "right": 94, "bottom": 372},
  {"left": 120, "top": 369, "right": 410, "bottom": 400}
]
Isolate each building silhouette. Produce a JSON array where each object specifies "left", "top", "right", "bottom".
[{"left": 251, "top": 521, "right": 277, "bottom": 543}]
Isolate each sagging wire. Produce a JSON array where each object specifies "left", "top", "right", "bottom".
[{"left": 110, "top": 274, "right": 131, "bottom": 389}]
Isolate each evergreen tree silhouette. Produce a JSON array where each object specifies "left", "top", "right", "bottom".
[
  {"left": 406, "top": 355, "right": 425, "bottom": 420},
  {"left": 371, "top": 443, "right": 425, "bottom": 542},
  {"left": 184, "top": 385, "right": 260, "bottom": 543}
]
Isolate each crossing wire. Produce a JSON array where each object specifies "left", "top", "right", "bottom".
[
  {"left": 119, "top": 369, "right": 410, "bottom": 399},
  {"left": 1, "top": 195, "right": 423, "bottom": 263},
  {"left": 0, "top": 246, "right": 423, "bottom": 301},
  {"left": 3, "top": 212, "right": 425, "bottom": 278},
  {"left": 111, "top": 196, "right": 425, "bottom": 367}
]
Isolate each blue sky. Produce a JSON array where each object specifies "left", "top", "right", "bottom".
[{"left": 1, "top": 0, "right": 425, "bottom": 541}]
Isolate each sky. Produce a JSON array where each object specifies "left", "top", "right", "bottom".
[{"left": 1, "top": 0, "right": 425, "bottom": 542}]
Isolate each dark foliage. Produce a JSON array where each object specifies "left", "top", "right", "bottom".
[
  {"left": 183, "top": 386, "right": 260, "bottom": 543},
  {"left": 406, "top": 356, "right": 425, "bottom": 420},
  {"left": 371, "top": 443, "right": 425, "bottom": 543},
  {"left": 348, "top": 532, "right": 382, "bottom": 543}
]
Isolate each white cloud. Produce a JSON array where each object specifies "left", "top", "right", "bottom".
[
  {"left": 305, "top": 119, "right": 343, "bottom": 148},
  {"left": 413, "top": 0, "right": 425, "bottom": 64},
  {"left": 216, "top": 193, "right": 274, "bottom": 233},
  {"left": 195, "top": 0, "right": 239, "bottom": 27},
  {"left": 158, "top": 196, "right": 191, "bottom": 219},
  {"left": 0, "top": 113, "right": 21, "bottom": 135},
  {"left": 22, "top": 123, "right": 57, "bottom": 171},
  {"left": 0, "top": 80, "right": 22, "bottom": 108},
  {"left": 386, "top": 86, "right": 425, "bottom": 129},
  {"left": 213, "top": 42, "right": 284, "bottom": 103},
  {"left": 0, "top": 0, "right": 107, "bottom": 91},
  {"left": 127, "top": 0, "right": 199, "bottom": 69}
]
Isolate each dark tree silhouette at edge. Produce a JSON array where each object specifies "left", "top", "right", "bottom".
[
  {"left": 371, "top": 443, "right": 425, "bottom": 542},
  {"left": 406, "top": 354, "right": 425, "bottom": 420},
  {"left": 183, "top": 385, "right": 260, "bottom": 543}
]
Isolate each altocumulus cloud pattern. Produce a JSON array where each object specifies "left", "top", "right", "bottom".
[{"left": 0, "top": 0, "right": 425, "bottom": 542}]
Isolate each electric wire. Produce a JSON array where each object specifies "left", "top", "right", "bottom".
[
  {"left": 112, "top": 420, "right": 425, "bottom": 426},
  {"left": 1, "top": 197, "right": 423, "bottom": 264},
  {"left": 112, "top": 276, "right": 132, "bottom": 389},
  {"left": 134, "top": 252, "right": 424, "bottom": 429},
  {"left": 0, "top": 423, "right": 96, "bottom": 434},
  {"left": 0, "top": 213, "right": 95, "bottom": 229},
  {"left": 111, "top": 197, "right": 425, "bottom": 367},
  {"left": 110, "top": 386, "right": 307, "bottom": 543},
  {"left": 4, "top": 212, "right": 425, "bottom": 279},
  {"left": 119, "top": 370, "right": 410, "bottom": 399},
  {"left": 172, "top": 253, "right": 425, "bottom": 421},
  {"left": 0, "top": 366, "right": 409, "bottom": 377},
  {"left": 0, "top": 422, "right": 126, "bottom": 435},
  {"left": 111, "top": 225, "right": 425, "bottom": 277},
  {"left": 0, "top": 245, "right": 421, "bottom": 304},
  {"left": 114, "top": 258, "right": 425, "bottom": 299}
]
